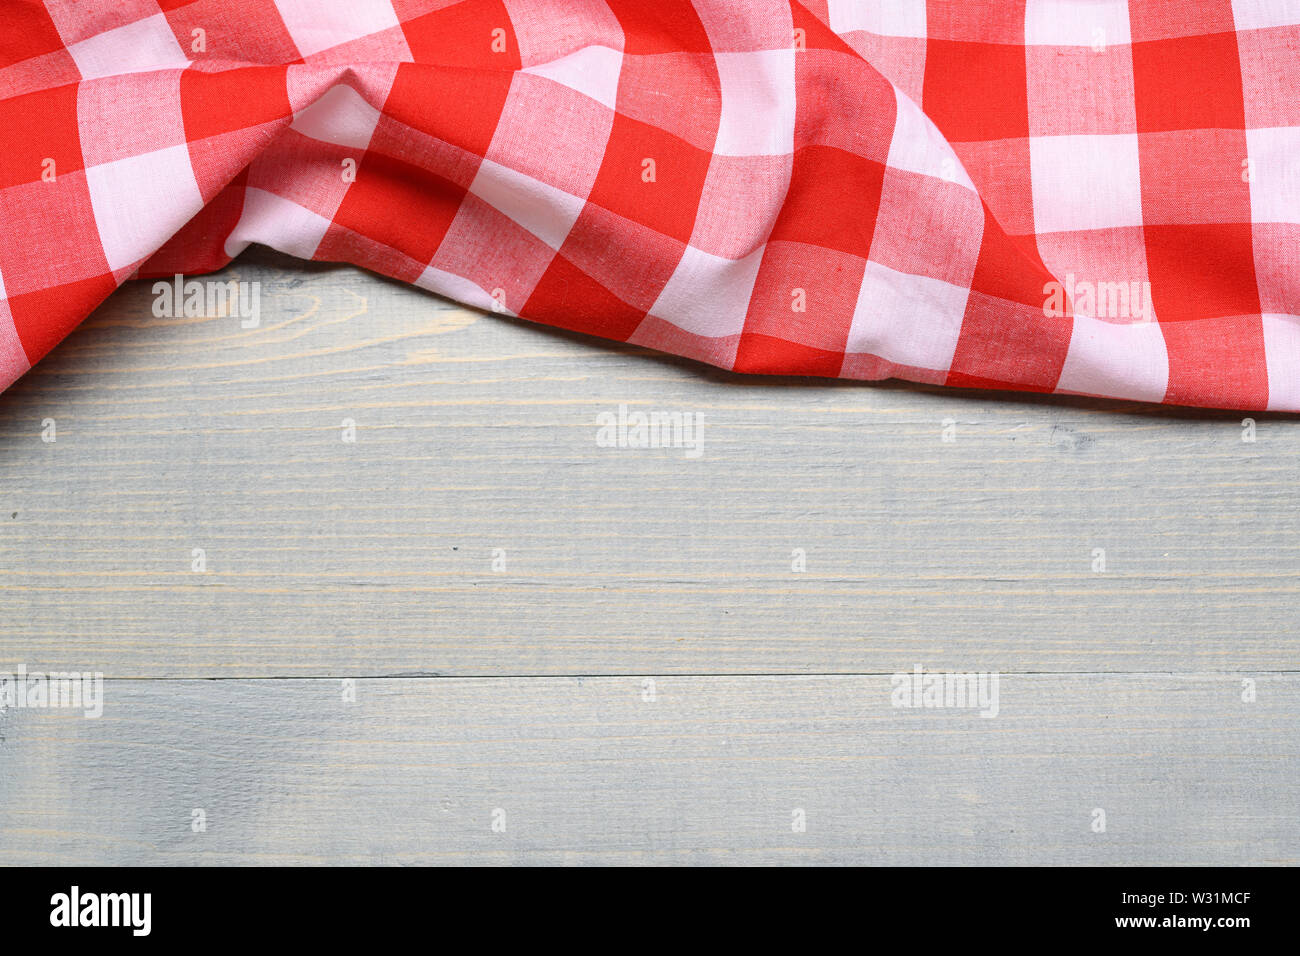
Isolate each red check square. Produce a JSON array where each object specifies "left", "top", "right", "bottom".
[
  {"left": 923, "top": 40, "right": 1030, "bottom": 142},
  {"left": 0, "top": 84, "right": 82, "bottom": 190},
  {"left": 1132, "top": 31, "right": 1247, "bottom": 133},
  {"left": 769, "top": 145, "right": 885, "bottom": 260}
]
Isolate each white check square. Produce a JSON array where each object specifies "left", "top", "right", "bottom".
[
  {"left": 846, "top": 261, "right": 970, "bottom": 371},
  {"left": 86, "top": 145, "right": 203, "bottom": 271},
  {"left": 1231, "top": 0, "right": 1300, "bottom": 31},
  {"left": 1030, "top": 133, "right": 1143, "bottom": 234},
  {"left": 1262, "top": 313, "right": 1300, "bottom": 410},
  {"left": 1247, "top": 126, "right": 1300, "bottom": 224},
  {"left": 1025, "top": 0, "right": 1132, "bottom": 46},
  {"left": 827, "top": 0, "right": 927, "bottom": 37},
  {"left": 523, "top": 45, "right": 623, "bottom": 111},
  {"left": 1056, "top": 313, "right": 1169, "bottom": 402},
  {"left": 887, "top": 86, "right": 977, "bottom": 190},
  {"left": 66, "top": 13, "right": 189, "bottom": 81},
  {"left": 224, "top": 187, "right": 334, "bottom": 260},
  {"left": 274, "top": 0, "right": 401, "bottom": 58},
  {"left": 468, "top": 158, "right": 586, "bottom": 251},
  {"left": 649, "top": 244, "right": 765, "bottom": 338},
  {"left": 713, "top": 49, "right": 796, "bottom": 157},
  {"left": 291, "top": 84, "right": 383, "bottom": 150}
]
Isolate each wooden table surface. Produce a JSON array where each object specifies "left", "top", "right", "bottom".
[{"left": 1, "top": 248, "right": 1296, "bottom": 864}]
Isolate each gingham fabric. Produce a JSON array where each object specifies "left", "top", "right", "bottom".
[{"left": 1, "top": 1, "right": 1298, "bottom": 410}]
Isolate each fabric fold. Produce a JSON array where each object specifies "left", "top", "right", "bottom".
[{"left": 0, "top": 0, "right": 1296, "bottom": 410}]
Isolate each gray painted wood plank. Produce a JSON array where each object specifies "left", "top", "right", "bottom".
[
  {"left": 1, "top": 249, "right": 1298, "bottom": 677},
  {"left": 0, "top": 674, "right": 1293, "bottom": 865}
]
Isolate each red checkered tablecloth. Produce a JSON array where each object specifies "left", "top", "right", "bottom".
[{"left": 1, "top": 1, "right": 1297, "bottom": 409}]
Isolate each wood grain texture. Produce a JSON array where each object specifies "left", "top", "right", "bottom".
[
  {"left": 1, "top": 250, "right": 1296, "bottom": 864},
  {"left": 1, "top": 250, "right": 1297, "bottom": 678},
  {"left": 1, "top": 675, "right": 1294, "bottom": 865}
]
